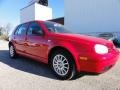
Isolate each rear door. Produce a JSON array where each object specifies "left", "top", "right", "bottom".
[{"left": 13, "top": 23, "right": 28, "bottom": 53}]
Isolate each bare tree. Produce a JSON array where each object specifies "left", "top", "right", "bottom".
[
  {"left": 4, "top": 23, "right": 12, "bottom": 36},
  {"left": 0, "top": 27, "right": 2, "bottom": 35},
  {"left": 0, "top": 23, "right": 13, "bottom": 40}
]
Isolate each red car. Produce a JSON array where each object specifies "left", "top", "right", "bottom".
[{"left": 9, "top": 21, "right": 119, "bottom": 80}]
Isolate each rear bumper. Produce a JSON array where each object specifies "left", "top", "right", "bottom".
[{"left": 79, "top": 49, "right": 119, "bottom": 73}]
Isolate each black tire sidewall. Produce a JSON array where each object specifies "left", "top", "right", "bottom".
[{"left": 9, "top": 45, "right": 17, "bottom": 58}]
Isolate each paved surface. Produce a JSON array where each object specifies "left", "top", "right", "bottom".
[{"left": 0, "top": 40, "right": 120, "bottom": 90}]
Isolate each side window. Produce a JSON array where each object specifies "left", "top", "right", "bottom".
[
  {"left": 14, "top": 25, "right": 21, "bottom": 35},
  {"left": 28, "top": 22, "right": 44, "bottom": 36},
  {"left": 44, "top": 22, "right": 55, "bottom": 32},
  {"left": 15, "top": 24, "right": 28, "bottom": 35}
]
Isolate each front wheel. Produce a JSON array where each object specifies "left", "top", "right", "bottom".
[{"left": 50, "top": 50, "right": 76, "bottom": 80}]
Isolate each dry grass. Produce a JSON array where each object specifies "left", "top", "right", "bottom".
[{"left": 0, "top": 35, "right": 9, "bottom": 41}]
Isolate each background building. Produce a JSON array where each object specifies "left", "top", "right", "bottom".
[
  {"left": 20, "top": 2, "right": 52, "bottom": 23},
  {"left": 65, "top": 0, "right": 120, "bottom": 35}
]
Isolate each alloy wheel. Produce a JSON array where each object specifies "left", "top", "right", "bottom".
[{"left": 52, "top": 54, "right": 69, "bottom": 76}]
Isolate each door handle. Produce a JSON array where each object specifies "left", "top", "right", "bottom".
[{"left": 35, "top": 43, "right": 40, "bottom": 47}]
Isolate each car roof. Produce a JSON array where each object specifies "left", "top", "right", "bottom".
[{"left": 18, "top": 20, "right": 56, "bottom": 26}]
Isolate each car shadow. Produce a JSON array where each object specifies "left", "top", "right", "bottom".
[
  {"left": 71, "top": 72, "right": 99, "bottom": 80},
  {"left": 0, "top": 50, "right": 99, "bottom": 80},
  {"left": 0, "top": 50, "right": 58, "bottom": 79}
]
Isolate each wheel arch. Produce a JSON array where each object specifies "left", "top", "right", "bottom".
[{"left": 48, "top": 46, "right": 80, "bottom": 72}]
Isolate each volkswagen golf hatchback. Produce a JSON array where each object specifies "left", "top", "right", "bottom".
[{"left": 9, "top": 21, "right": 119, "bottom": 80}]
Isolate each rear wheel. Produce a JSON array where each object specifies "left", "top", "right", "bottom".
[
  {"left": 50, "top": 49, "right": 76, "bottom": 80},
  {"left": 9, "top": 44, "right": 17, "bottom": 58}
]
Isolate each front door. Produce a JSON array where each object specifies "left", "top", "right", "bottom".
[{"left": 26, "top": 22, "right": 48, "bottom": 62}]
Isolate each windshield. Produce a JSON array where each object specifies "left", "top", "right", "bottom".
[{"left": 44, "top": 21, "right": 73, "bottom": 33}]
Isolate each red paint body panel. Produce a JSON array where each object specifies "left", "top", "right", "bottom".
[
  {"left": 79, "top": 48, "right": 119, "bottom": 73},
  {"left": 9, "top": 20, "right": 120, "bottom": 73}
]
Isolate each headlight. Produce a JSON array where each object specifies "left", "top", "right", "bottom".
[{"left": 94, "top": 44, "right": 108, "bottom": 54}]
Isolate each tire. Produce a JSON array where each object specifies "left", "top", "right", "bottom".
[
  {"left": 9, "top": 44, "right": 17, "bottom": 58},
  {"left": 50, "top": 49, "right": 76, "bottom": 80}
]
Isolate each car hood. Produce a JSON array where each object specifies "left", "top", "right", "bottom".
[{"left": 53, "top": 33, "right": 113, "bottom": 45}]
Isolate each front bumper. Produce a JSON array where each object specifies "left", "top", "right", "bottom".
[{"left": 79, "top": 49, "right": 119, "bottom": 73}]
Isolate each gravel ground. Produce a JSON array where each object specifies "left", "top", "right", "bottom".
[{"left": 0, "top": 40, "right": 120, "bottom": 90}]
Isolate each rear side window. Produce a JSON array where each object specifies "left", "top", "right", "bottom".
[
  {"left": 27, "top": 22, "right": 44, "bottom": 36},
  {"left": 15, "top": 23, "right": 28, "bottom": 35}
]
